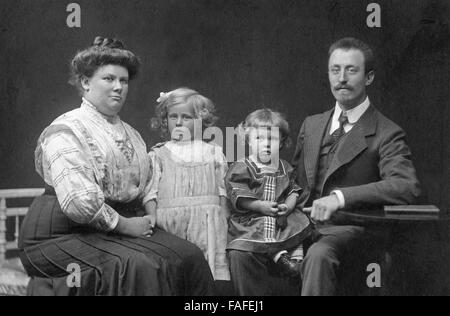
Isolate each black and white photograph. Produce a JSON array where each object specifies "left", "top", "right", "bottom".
[{"left": 0, "top": 0, "right": 449, "bottom": 299}]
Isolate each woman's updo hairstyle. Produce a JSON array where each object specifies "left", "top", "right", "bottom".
[{"left": 69, "top": 36, "right": 141, "bottom": 94}]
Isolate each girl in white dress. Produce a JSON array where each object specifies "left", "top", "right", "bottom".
[{"left": 145, "top": 88, "right": 230, "bottom": 281}]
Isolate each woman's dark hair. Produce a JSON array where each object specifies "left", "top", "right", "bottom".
[{"left": 69, "top": 36, "right": 141, "bottom": 94}]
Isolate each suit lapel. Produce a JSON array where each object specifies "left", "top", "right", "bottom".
[
  {"left": 304, "top": 109, "right": 333, "bottom": 188},
  {"left": 323, "top": 105, "right": 377, "bottom": 188}
]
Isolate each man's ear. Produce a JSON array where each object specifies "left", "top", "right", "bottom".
[
  {"left": 81, "top": 76, "right": 90, "bottom": 92},
  {"left": 366, "top": 70, "right": 375, "bottom": 86}
]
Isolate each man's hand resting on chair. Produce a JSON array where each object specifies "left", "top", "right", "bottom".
[{"left": 311, "top": 194, "right": 341, "bottom": 222}]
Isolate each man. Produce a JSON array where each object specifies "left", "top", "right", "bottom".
[{"left": 292, "top": 37, "right": 421, "bottom": 296}]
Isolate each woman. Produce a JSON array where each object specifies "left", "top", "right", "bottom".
[{"left": 18, "top": 37, "right": 215, "bottom": 296}]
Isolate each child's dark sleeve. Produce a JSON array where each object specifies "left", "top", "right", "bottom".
[{"left": 225, "top": 161, "right": 259, "bottom": 214}]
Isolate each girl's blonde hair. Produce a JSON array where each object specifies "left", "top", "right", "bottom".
[
  {"left": 151, "top": 87, "right": 218, "bottom": 139},
  {"left": 239, "top": 108, "right": 292, "bottom": 149}
]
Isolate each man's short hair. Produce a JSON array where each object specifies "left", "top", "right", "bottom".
[{"left": 328, "top": 37, "right": 375, "bottom": 73}]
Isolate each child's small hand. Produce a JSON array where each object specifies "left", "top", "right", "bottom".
[
  {"left": 258, "top": 201, "right": 279, "bottom": 217},
  {"left": 277, "top": 204, "right": 289, "bottom": 216}
]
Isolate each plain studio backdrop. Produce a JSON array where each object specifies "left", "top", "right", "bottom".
[{"left": 0, "top": 0, "right": 449, "bottom": 294}]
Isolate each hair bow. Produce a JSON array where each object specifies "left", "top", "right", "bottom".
[{"left": 157, "top": 92, "right": 170, "bottom": 103}]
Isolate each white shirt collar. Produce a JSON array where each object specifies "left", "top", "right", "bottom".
[
  {"left": 329, "top": 97, "right": 370, "bottom": 135},
  {"left": 332, "top": 97, "right": 371, "bottom": 124}
]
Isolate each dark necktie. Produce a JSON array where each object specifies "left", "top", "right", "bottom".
[{"left": 331, "top": 112, "right": 349, "bottom": 144}]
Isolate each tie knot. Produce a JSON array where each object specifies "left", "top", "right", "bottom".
[{"left": 338, "top": 112, "right": 349, "bottom": 126}]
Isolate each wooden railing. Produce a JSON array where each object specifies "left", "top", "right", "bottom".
[{"left": 0, "top": 189, "right": 44, "bottom": 264}]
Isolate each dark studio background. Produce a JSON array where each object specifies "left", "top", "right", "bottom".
[{"left": 0, "top": 0, "right": 449, "bottom": 295}]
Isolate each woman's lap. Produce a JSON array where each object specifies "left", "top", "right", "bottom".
[
  {"left": 21, "top": 229, "right": 213, "bottom": 295},
  {"left": 19, "top": 195, "right": 214, "bottom": 295}
]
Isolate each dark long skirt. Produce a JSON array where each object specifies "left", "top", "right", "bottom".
[{"left": 18, "top": 194, "right": 215, "bottom": 296}]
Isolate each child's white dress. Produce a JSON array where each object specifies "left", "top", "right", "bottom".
[{"left": 146, "top": 140, "right": 230, "bottom": 280}]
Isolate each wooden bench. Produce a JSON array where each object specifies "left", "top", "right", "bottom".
[{"left": 0, "top": 189, "right": 44, "bottom": 296}]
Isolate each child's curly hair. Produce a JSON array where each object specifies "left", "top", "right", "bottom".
[
  {"left": 151, "top": 87, "right": 218, "bottom": 139},
  {"left": 238, "top": 108, "right": 292, "bottom": 149}
]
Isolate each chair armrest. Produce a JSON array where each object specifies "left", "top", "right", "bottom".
[{"left": 384, "top": 205, "right": 440, "bottom": 214}]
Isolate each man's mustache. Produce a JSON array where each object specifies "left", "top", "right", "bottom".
[{"left": 334, "top": 85, "right": 353, "bottom": 91}]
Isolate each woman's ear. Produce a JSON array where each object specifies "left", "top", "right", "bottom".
[{"left": 81, "top": 76, "right": 90, "bottom": 92}]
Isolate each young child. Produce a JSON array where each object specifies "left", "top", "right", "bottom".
[
  {"left": 144, "top": 88, "right": 230, "bottom": 281},
  {"left": 225, "top": 109, "right": 314, "bottom": 293}
]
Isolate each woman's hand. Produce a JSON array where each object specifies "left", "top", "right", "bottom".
[
  {"left": 144, "top": 200, "right": 157, "bottom": 230},
  {"left": 144, "top": 200, "right": 157, "bottom": 227},
  {"left": 115, "top": 215, "right": 154, "bottom": 238}
]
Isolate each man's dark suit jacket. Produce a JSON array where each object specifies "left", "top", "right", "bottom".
[{"left": 292, "top": 105, "right": 421, "bottom": 209}]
